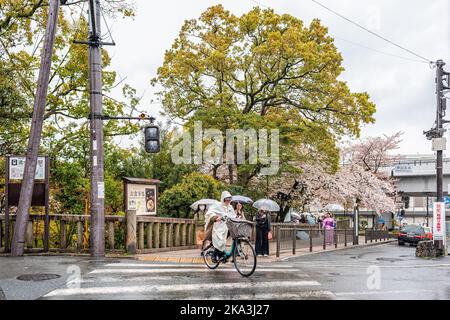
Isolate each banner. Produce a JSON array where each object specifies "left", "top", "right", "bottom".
[{"left": 433, "top": 202, "right": 446, "bottom": 241}]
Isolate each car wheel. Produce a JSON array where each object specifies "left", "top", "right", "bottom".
[{"left": 398, "top": 241, "right": 405, "bottom": 246}]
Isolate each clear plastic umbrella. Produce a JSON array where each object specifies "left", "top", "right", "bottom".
[
  {"left": 190, "top": 199, "right": 220, "bottom": 211},
  {"left": 253, "top": 199, "right": 280, "bottom": 212},
  {"left": 231, "top": 195, "right": 253, "bottom": 204}
]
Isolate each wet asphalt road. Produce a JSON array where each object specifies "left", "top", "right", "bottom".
[
  {"left": 285, "top": 242, "right": 450, "bottom": 300},
  {"left": 1, "top": 242, "right": 449, "bottom": 300}
]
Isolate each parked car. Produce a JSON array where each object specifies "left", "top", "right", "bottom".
[{"left": 398, "top": 224, "right": 432, "bottom": 246}]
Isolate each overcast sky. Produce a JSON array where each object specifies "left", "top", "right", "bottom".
[{"left": 102, "top": 0, "right": 450, "bottom": 155}]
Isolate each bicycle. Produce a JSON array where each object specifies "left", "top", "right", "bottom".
[{"left": 201, "top": 217, "right": 257, "bottom": 277}]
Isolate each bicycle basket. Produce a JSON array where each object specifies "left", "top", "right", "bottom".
[{"left": 226, "top": 218, "right": 253, "bottom": 239}]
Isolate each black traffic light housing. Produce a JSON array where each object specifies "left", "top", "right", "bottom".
[
  {"left": 144, "top": 125, "right": 160, "bottom": 153},
  {"left": 401, "top": 196, "right": 410, "bottom": 209}
]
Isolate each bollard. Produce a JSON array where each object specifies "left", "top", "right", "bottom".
[
  {"left": 344, "top": 228, "right": 347, "bottom": 247},
  {"left": 292, "top": 226, "right": 296, "bottom": 255},
  {"left": 309, "top": 229, "right": 313, "bottom": 252},
  {"left": 323, "top": 229, "right": 326, "bottom": 250},
  {"left": 126, "top": 210, "right": 137, "bottom": 254},
  {"left": 334, "top": 229, "right": 338, "bottom": 249},
  {"left": 276, "top": 225, "right": 280, "bottom": 258}
]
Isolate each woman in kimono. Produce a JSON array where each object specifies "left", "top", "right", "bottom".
[
  {"left": 204, "top": 191, "right": 236, "bottom": 261},
  {"left": 322, "top": 212, "right": 336, "bottom": 246}
]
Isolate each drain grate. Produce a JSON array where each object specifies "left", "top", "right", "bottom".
[{"left": 17, "top": 273, "right": 61, "bottom": 282}]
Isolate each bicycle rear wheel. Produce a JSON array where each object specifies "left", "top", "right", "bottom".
[
  {"left": 233, "top": 239, "right": 256, "bottom": 277},
  {"left": 202, "top": 245, "right": 220, "bottom": 269}
]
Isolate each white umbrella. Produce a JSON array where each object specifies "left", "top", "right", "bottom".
[
  {"left": 253, "top": 199, "right": 280, "bottom": 212},
  {"left": 231, "top": 195, "right": 253, "bottom": 204},
  {"left": 324, "top": 203, "right": 344, "bottom": 211},
  {"left": 190, "top": 199, "right": 220, "bottom": 211}
]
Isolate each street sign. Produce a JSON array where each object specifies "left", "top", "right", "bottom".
[
  {"left": 433, "top": 202, "right": 446, "bottom": 242},
  {"left": 123, "top": 177, "right": 160, "bottom": 216},
  {"left": 9, "top": 156, "right": 46, "bottom": 180}
]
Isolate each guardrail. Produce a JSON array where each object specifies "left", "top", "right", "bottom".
[
  {"left": 275, "top": 226, "right": 356, "bottom": 257},
  {"left": 364, "top": 229, "right": 389, "bottom": 243}
]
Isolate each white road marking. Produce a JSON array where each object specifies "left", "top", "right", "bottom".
[
  {"left": 90, "top": 268, "right": 300, "bottom": 274},
  {"left": 288, "top": 263, "right": 450, "bottom": 269},
  {"left": 45, "top": 280, "right": 321, "bottom": 297},
  {"left": 335, "top": 289, "right": 435, "bottom": 296},
  {"left": 181, "top": 291, "right": 336, "bottom": 300},
  {"left": 104, "top": 263, "right": 296, "bottom": 269}
]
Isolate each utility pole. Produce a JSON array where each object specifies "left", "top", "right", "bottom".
[
  {"left": 425, "top": 59, "right": 450, "bottom": 255},
  {"left": 436, "top": 60, "right": 446, "bottom": 204},
  {"left": 10, "top": 0, "right": 60, "bottom": 256},
  {"left": 88, "top": 0, "right": 105, "bottom": 257}
]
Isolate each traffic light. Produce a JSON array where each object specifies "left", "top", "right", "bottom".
[
  {"left": 144, "top": 125, "right": 160, "bottom": 153},
  {"left": 401, "top": 196, "right": 410, "bottom": 209}
]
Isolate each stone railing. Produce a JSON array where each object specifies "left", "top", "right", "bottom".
[{"left": 0, "top": 212, "right": 196, "bottom": 255}]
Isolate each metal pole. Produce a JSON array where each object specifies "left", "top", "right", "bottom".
[
  {"left": 5, "top": 157, "right": 10, "bottom": 253},
  {"left": 436, "top": 60, "right": 446, "bottom": 254},
  {"left": 10, "top": 0, "right": 60, "bottom": 256},
  {"left": 426, "top": 196, "right": 429, "bottom": 227},
  {"left": 88, "top": 0, "right": 105, "bottom": 257},
  {"left": 353, "top": 202, "right": 359, "bottom": 245}
]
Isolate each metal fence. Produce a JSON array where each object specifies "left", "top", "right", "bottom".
[
  {"left": 275, "top": 226, "right": 355, "bottom": 257},
  {"left": 364, "top": 229, "right": 389, "bottom": 243}
]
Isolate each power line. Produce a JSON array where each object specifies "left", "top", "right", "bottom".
[
  {"left": 333, "top": 36, "right": 429, "bottom": 64},
  {"left": 310, "top": 0, "right": 433, "bottom": 63},
  {"left": 249, "top": 0, "right": 430, "bottom": 65}
]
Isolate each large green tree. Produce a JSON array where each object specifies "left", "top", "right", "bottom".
[
  {"left": 153, "top": 5, "right": 376, "bottom": 186},
  {"left": 0, "top": 0, "right": 154, "bottom": 219}
]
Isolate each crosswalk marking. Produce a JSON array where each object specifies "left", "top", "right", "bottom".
[
  {"left": 335, "top": 289, "right": 435, "bottom": 296},
  {"left": 184, "top": 291, "right": 336, "bottom": 300},
  {"left": 44, "top": 280, "right": 321, "bottom": 297},
  {"left": 43, "top": 261, "right": 330, "bottom": 299},
  {"left": 90, "top": 268, "right": 299, "bottom": 274},
  {"left": 103, "top": 263, "right": 296, "bottom": 269}
]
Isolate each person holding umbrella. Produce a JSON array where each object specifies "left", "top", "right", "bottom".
[
  {"left": 231, "top": 195, "right": 252, "bottom": 220},
  {"left": 191, "top": 199, "right": 220, "bottom": 250},
  {"left": 252, "top": 199, "right": 278, "bottom": 257},
  {"left": 234, "top": 202, "right": 247, "bottom": 220},
  {"left": 255, "top": 209, "right": 272, "bottom": 257}
]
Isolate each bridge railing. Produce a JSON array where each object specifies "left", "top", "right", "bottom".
[{"left": 0, "top": 211, "right": 196, "bottom": 254}]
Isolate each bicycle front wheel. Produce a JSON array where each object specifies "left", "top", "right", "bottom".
[
  {"left": 202, "top": 245, "right": 220, "bottom": 269},
  {"left": 233, "top": 239, "right": 257, "bottom": 277}
]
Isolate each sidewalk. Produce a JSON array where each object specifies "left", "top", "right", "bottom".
[{"left": 136, "top": 236, "right": 396, "bottom": 264}]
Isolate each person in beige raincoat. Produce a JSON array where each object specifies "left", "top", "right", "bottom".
[{"left": 204, "top": 191, "right": 236, "bottom": 260}]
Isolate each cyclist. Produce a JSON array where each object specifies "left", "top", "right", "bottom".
[{"left": 204, "top": 191, "right": 236, "bottom": 262}]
